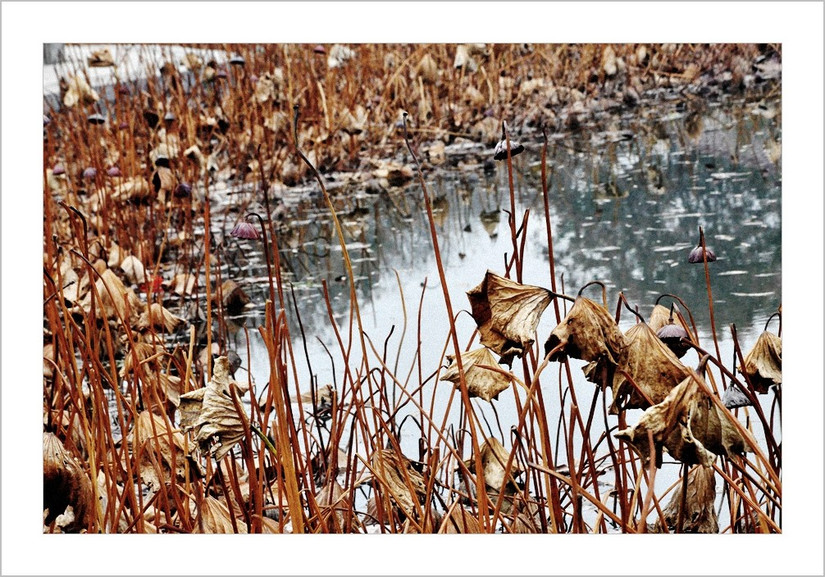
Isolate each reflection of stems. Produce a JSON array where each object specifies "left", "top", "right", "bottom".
[{"left": 699, "top": 226, "right": 724, "bottom": 391}]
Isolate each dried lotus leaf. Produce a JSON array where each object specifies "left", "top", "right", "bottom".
[
  {"left": 179, "top": 357, "right": 247, "bottom": 460},
  {"left": 616, "top": 373, "right": 747, "bottom": 468},
  {"left": 197, "top": 496, "right": 247, "bottom": 534},
  {"left": 137, "top": 303, "right": 183, "bottom": 332},
  {"left": 468, "top": 271, "right": 552, "bottom": 365},
  {"left": 371, "top": 449, "right": 428, "bottom": 521},
  {"left": 648, "top": 304, "right": 676, "bottom": 333},
  {"left": 653, "top": 465, "right": 719, "bottom": 534},
  {"left": 465, "top": 437, "right": 522, "bottom": 493},
  {"left": 80, "top": 267, "right": 143, "bottom": 325},
  {"left": 545, "top": 296, "right": 625, "bottom": 365},
  {"left": 609, "top": 322, "right": 690, "bottom": 414},
  {"left": 43, "top": 432, "right": 95, "bottom": 532},
  {"left": 439, "top": 504, "right": 481, "bottom": 534},
  {"left": 129, "top": 411, "right": 202, "bottom": 491},
  {"left": 741, "top": 331, "right": 782, "bottom": 393},
  {"left": 120, "top": 254, "right": 147, "bottom": 285},
  {"left": 440, "top": 347, "right": 511, "bottom": 402},
  {"left": 416, "top": 53, "right": 439, "bottom": 84}
]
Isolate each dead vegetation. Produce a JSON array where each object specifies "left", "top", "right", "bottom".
[{"left": 43, "top": 43, "right": 780, "bottom": 534}]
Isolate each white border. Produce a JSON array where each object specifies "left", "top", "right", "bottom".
[{"left": 2, "top": 2, "right": 822, "bottom": 575}]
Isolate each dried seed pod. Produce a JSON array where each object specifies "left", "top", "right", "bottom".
[
  {"left": 87, "top": 113, "right": 106, "bottom": 125},
  {"left": 608, "top": 322, "right": 690, "bottom": 414},
  {"left": 722, "top": 384, "right": 751, "bottom": 409},
  {"left": 468, "top": 271, "right": 553, "bottom": 365},
  {"left": 214, "top": 279, "right": 251, "bottom": 314},
  {"left": 688, "top": 226, "right": 716, "bottom": 263},
  {"left": 740, "top": 331, "right": 782, "bottom": 393},
  {"left": 440, "top": 347, "right": 511, "bottom": 402},
  {"left": 656, "top": 319, "right": 691, "bottom": 358},
  {"left": 493, "top": 138, "right": 525, "bottom": 161}
]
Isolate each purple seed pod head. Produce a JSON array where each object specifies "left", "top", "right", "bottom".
[
  {"left": 688, "top": 244, "right": 716, "bottom": 263},
  {"left": 52, "top": 164, "right": 66, "bottom": 176},
  {"left": 106, "top": 166, "right": 122, "bottom": 177},
  {"left": 230, "top": 221, "right": 259, "bottom": 240}
]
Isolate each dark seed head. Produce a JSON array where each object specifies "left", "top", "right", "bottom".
[
  {"left": 229, "top": 55, "right": 245, "bottom": 66},
  {"left": 688, "top": 244, "right": 716, "bottom": 263},
  {"left": 174, "top": 182, "right": 192, "bottom": 197},
  {"left": 722, "top": 384, "right": 751, "bottom": 409},
  {"left": 493, "top": 139, "right": 525, "bottom": 161},
  {"left": 87, "top": 113, "right": 106, "bottom": 125},
  {"left": 313, "top": 45, "right": 326, "bottom": 54},
  {"left": 656, "top": 321, "right": 691, "bottom": 358},
  {"left": 164, "top": 112, "right": 176, "bottom": 123},
  {"left": 230, "top": 221, "right": 259, "bottom": 240}
]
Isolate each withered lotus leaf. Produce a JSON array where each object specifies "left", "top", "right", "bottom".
[
  {"left": 467, "top": 271, "right": 553, "bottom": 365},
  {"left": 79, "top": 267, "right": 144, "bottom": 325},
  {"left": 129, "top": 411, "right": 202, "bottom": 491},
  {"left": 545, "top": 296, "right": 625, "bottom": 365},
  {"left": 196, "top": 496, "right": 247, "bottom": 534},
  {"left": 179, "top": 357, "right": 247, "bottom": 460},
  {"left": 137, "top": 303, "right": 184, "bottom": 333},
  {"left": 438, "top": 504, "right": 481, "bottom": 533},
  {"left": 609, "top": 322, "right": 690, "bottom": 414},
  {"left": 648, "top": 304, "right": 675, "bottom": 333},
  {"left": 440, "top": 347, "right": 511, "bottom": 402},
  {"left": 464, "top": 437, "right": 522, "bottom": 493},
  {"left": 43, "top": 433, "right": 95, "bottom": 532},
  {"left": 371, "top": 449, "right": 428, "bottom": 521},
  {"left": 653, "top": 465, "right": 719, "bottom": 533},
  {"left": 741, "top": 331, "right": 782, "bottom": 394},
  {"left": 615, "top": 373, "right": 746, "bottom": 468}
]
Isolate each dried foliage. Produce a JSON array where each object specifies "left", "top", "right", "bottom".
[
  {"left": 43, "top": 433, "right": 95, "bottom": 532},
  {"left": 609, "top": 322, "right": 690, "bottom": 413},
  {"left": 545, "top": 296, "right": 626, "bottom": 365},
  {"left": 652, "top": 466, "right": 719, "bottom": 534},
  {"left": 615, "top": 374, "right": 747, "bottom": 468},
  {"left": 467, "top": 271, "right": 552, "bottom": 365},
  {"left": 179, "top": 357, "right": 248, "bottom": 460},
  {"left": 440, "top": 347, "right": 511, "bottom": 402},
  {"left": 741, "top": 331, "right": 782, "bottom": 393}
]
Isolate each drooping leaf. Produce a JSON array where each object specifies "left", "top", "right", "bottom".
[
  {"left": 653, "top": 465, "right": 719, "bottom": 534},
  {"left": 129, "top": 411, "right": 202, "bottom": 491},
  {"left": 137, "top": 302, "right": 183, "bottom": 333},
  {"left": 741, "top": 331, "right": 782, "bottom": 393},
  {"left": 196, "top": 496, "right": 247, "bottom": 534},
  {"left": 615, "top": 373, "right": 747, "bottom": 468},
  {"left": 43, "top": 433, "right": 95, "bottom": 532},
  {"left": 545, "top": 296, "right": 626, "bottom": 365},
  {"left": 467, "top": 271, "right": 553, "bottom": 365},
  {"left": 371, "top": 449, "right": 428, "bottom": 522},
  {"left": 179, "top": 357, "right": 247, "bottom": 460},
  {"left": 440, "top": 347, "right": 511, "bottom": 402},
  {"left": 608, "top": 322, "right": 690, "bottom": 413},
  {"left": 464, "top": 437, "right": 522, "bottom": 493}
]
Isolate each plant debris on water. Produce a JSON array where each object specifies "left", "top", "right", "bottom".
[{"left": 43, "top": 43, "right": 781, "bottom": 534}]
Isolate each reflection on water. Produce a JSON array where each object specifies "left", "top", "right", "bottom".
[{"left": 213, "top": 97, "right": 780, "bottom": 404}]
